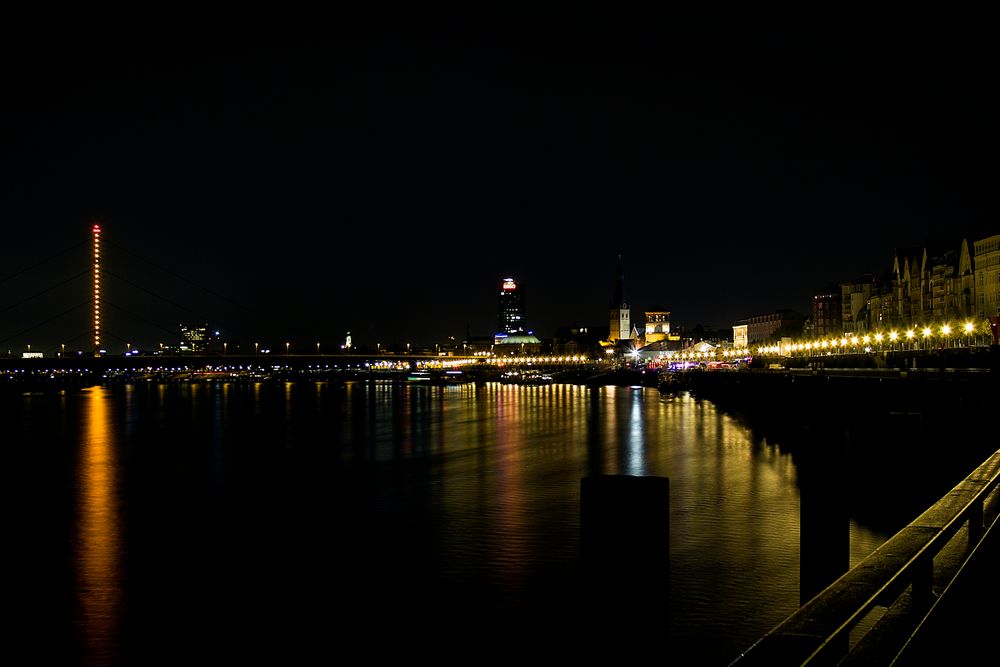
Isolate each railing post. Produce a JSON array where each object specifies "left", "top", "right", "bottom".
[{"left": 911, "top": 554, "right": 935, "bottom": 610}]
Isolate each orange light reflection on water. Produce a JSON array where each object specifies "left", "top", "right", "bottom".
[{"left": 75, "top": 386, "right": 123, "bottom": 666}]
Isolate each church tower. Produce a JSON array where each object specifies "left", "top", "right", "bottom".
[{"left": 608, "top": 255, "right": 631, "bottom": 342}]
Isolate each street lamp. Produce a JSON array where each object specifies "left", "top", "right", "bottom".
[
  {"left": 286, "top": 342, "right": 290, "bottom": 355},
  {"left": 255, "top": 342, "right": 259, "bottom": 355},
  {"left": 317, "top": 342, "right": 321, "bottom": 356},
  {"left": 224, "top": 342, "right": 228, "bottom": 356}
]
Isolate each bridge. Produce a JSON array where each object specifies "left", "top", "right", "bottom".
[{"left": 0, "top": 352, "right": 603, "bottom": 388}]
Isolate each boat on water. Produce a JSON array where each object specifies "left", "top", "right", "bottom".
[
  {"left": 405, "top": 369, "right": 471, "bottom": 385},
  {"left": 499, "top": 369, "right": 554, "bottom": 385}
]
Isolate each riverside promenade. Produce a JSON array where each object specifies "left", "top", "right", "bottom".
[{"left": 670, "top": 357, "right": 1000, "bottom": 665}]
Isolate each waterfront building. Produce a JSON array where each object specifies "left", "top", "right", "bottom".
[
  {"left": 643, "top": 306, "right": 672, "bottom": 344},
  {"left": 733, "top": 322, "right": 748, "bottom": 349},
  {"left": 862, "top": 237, "right": 981, "bottom": 331},
  {"left": 866, "top": 271, "right": 896, "bottom": 330},
  {"left": 840, "top": 275, "right": 874, "bottom": 334},
  {"left": 553, "top": 324, "right": 607, "bottom": 357},
  {"left": 493, "top": 332, "right": 543, "bottom": 356},
  {"left": 811, "top": 286, "right": 842, "bottom": 337},
  {"left": 916, "top": 238, "right": 962, "bottom": 321},
  {"left": 892, "top": 246, "right": 923, "bottom": 325},
  {"left": 974, "top": 234, "right": 1000, "bottom": 319},
  {"left": 179, "top": 323, "right": 208, "bottom": 353},
  {"left": 955, "top": 238, "right": 976, "bottom": 318},
  {"left": 497, "top": 277, "right": 526, "bottom": 334},
  {"left": 736, "top": 310, "right": 806, "bottom": 345}
]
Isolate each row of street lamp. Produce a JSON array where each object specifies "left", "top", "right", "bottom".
[{"left": 754, "top": 321, "right": 986, "bottom": 356}]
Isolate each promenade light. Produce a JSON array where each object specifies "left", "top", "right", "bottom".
[
  {"left": 888, "top": 331, "right": 898, "bottom": 341},
  {"left": 941, "top": 324, "right": 951, "bottom": 336},
  {"left": 906, "top": 329, "right": 915, "bottom": 340},
  {"left": 862, "top": 335, "right": 871, "bottom": 344},
  {"left": 964, "top": 322, "right": 975, "bottom": 334},
  {"left": 922, "top": 327, "right": 932, "bottom": 338},
  {"left": 840, "top": 337, "right": 848, "bottom": 347}
]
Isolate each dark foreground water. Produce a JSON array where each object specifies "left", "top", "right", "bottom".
[{"left": 4, "top": 379, "right": 982, "bottom": 665}]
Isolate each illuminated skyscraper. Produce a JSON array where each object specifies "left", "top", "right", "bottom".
[
  {"left": 497, "top": 277, "right": 526, "bottom": 334},
  {"left": 608, "top": 255, "right": 631, "bottom": 341}
]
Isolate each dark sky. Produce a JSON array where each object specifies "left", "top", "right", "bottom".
[{"left": 1, "top": 11, "right": 995, "bottom": 353}]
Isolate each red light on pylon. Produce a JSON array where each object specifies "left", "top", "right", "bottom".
[{"left": 92, "top": 224, "right": 101, "bottom": 233}]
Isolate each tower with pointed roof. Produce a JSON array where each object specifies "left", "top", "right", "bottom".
[{"left": 608, "top": 255, "right": 631, "bottom": 342}]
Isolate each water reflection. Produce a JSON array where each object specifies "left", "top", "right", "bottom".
[
  {"left": 33, "top": 380, "right": 949, "bottom": 665},
  {"left": 625, "top": 390, "right": 646, "bottom": 476},
  {"left": 74, "top": 386, "right": 123, "bottom": 667}
]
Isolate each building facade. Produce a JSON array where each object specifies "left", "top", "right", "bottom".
[
  {"left": 732, "top": 322, "right": 748, "bottom": 349},
  {"left": 974, "top": 235, "right": 1000, "bottom": 319},
  {"left": 840, "top": 275, "right": 873, "bottom": 333},
  {"left": 804, "top": 235, "right": 996, "bottom": 337},
  {"left": 180, "top": 323, "right": 208, "bottom": 352},
  {"left": 644, "top": 307, "right": 671, "bottom": 344},
  {"left": 736, "top": 310, "right": 806, "bottom": 345},
  {"left": 811, "top": 288, "right": 842, "bottom": 337}
]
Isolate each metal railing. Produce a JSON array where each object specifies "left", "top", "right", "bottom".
[{"left": 729, "top": 446, "right": 1000, "bottom": 666}]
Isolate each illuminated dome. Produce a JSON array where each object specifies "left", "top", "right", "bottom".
[{"left": 496, "top": 334, "right": 541, "bottom": 345}]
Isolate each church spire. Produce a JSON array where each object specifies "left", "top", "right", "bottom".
[
  {"left": 608, "top": 254, "right": 632, "bottom": 343},
  {"left": 610, "top": 254, "right": 629, "bottom": 309}
]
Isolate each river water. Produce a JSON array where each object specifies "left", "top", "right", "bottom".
[{"left": 5, "top": 379, "right": 978, "bottom": 665}]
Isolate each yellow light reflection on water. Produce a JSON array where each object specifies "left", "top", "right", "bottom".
[{"left": 75, "top": 386, "right": 123, "bottom": 665}]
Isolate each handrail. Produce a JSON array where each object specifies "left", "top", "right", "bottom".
[{"left": 729, "top": 447, "right": 1000, "bottom": 666}]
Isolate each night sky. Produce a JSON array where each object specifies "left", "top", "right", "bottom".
[{"left": 1, "top": 11, "right": 995, "bottom": 353}]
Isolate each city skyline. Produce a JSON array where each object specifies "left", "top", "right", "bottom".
[
  {"left": 1, "top": 14, "right": 995, "bottom": 352},
  {"left": 3, "top": 225, "right": 997, "bottom": 357}
]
